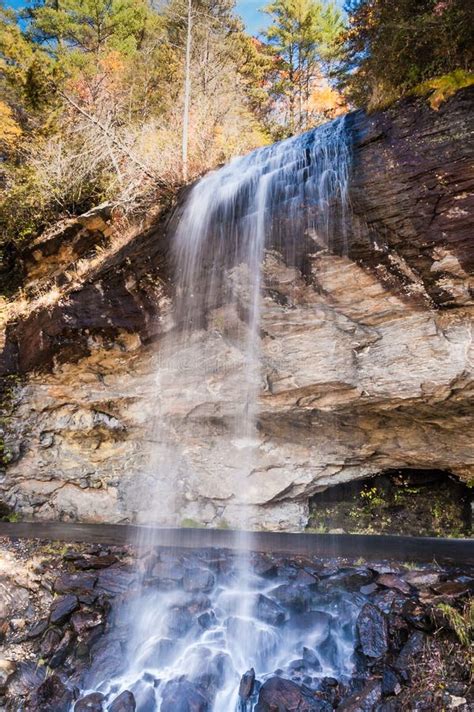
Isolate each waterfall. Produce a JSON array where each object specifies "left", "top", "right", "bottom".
[
  {"left": 78, "top": 115, "right": 354, "bottom": 712},
  {"left": 138, "top": 114, "right": 351, "bottom": 531}
]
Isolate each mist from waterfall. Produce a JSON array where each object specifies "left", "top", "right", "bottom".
[{"left": 78, "top": 115, "right": 354, "bottom": 712}]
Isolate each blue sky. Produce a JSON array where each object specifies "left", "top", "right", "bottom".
[{"left": 237, "top": 0, "right": 270, "bottom": 36}]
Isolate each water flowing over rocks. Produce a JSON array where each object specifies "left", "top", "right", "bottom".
[{"left": 0, "top": 537, "right": 472, "bottom": 711}]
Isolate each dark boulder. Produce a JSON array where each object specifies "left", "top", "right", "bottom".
[
  {"left": 393, "top": 631, "right": 426, "bottom": 681},
  {"left": 357, "top": 603, "right": 389, "bottom": 659},
  {"left": 166, "top": 606, "right": 194, "bottom": 637},
  {"left": 141, "top": 637, "right": 175, "bottom": 668},
  {"left": 54, "top": 572, "right": 98, "bottom": 596},
  {"left": 96, "top": 566, "right": 137, "bottom": 596},
  {"left": 87, "top": 639, "right": 125, "bottom": 686},
  {"left": 255, "top": 677, "right": 332, "bottom": 711},
  {"left": 381, "top": 668, "right": 401, "bottom": 697},
  {"left": 197, "top": 611, "right": 216, "bottom": 630},
  {"left": 71, "top": 609, "right": 104, "bottom": 635},
  {"left": 26, "top": 618, "right": 48, "bottom": 639},
  {"left": 40, "top": 627, "right": 63, "bottom": 659},
  {"left": 150, "top": 561, "right": 185, "bottom": 587},
  {"left": 338, "top": 679, "right": 382, "bottom": 711},
  {"left": 131, "top": 681, "right": 156, "bottom": 712},
  {"left": 239, "top": 668, "right": 255, "bottom": 700},
  {"left": 271, "top": 584, "right": 313, "bottom": 613},
  {"left": 33, "top": 674, "right": 73, "bottom": 712},
  {"left": 49, "top": 629, "right": 75, "bottom": 668},
  {"left": 75, "top": 555, "right": 119, "bottom": 570},
  {"left": 254, "top": 594, "right": 286, "bottom": 626},
  {"left": 287, "top": 611, "right": 331, "bottom": 644},
  {"left": 319, "top": 568, "right": 374, "bottom": 592},
  {"left": 49, "top": 594, "right": 79, "bottom": 625},
  {"left": 75, "top": 692, "right": 105, "bottom": 711},
  {"left": 376, "top": 575, "right": 410, "bottom": 595},
  {"left": 252, "top": 555, "right": 278, "bottom": 578},
  {"left": 108, "top": 690, "right": 136, "bottom": 712},
  {"left": 302, "top": 647, "right": 322, "bottom": 671},
  {"left": 182, "top": 568, "right": 215, "bottom": 593},
  {"left": 431, "top": 581, "right": 470, "bottom": 598},
  {"left": 160, "top": 678, "right": 210, "bottom": 711}
]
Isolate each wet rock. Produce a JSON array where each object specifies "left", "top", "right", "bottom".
[
  {"left": 288, "top": 611, "right": 331, "bottom": 643},
  {"left": 360, "top": 583, "right": 378, "bottom": 595},
  {"left": 403, "top": 570, "right": 440, "bottom": 588},
  {"left": 254, "top": 594, "right": 286, "bottom": 625},
  {"left": 288, "top": 658, "right": 310, "bottom": 672},
  {"left": 55, "top": 571, "right": 98, "bottom": 595},
  {"left": 394, "top": 631, "right": 426, "bottom": 681},
  {"left": 150, "top": 561, "right": 185, "bottom": 587},
  {"left": 198, "top": 611, "right": 216, "bottom": 630},
  {"left": 33, "top": 674, "right": 73, "bottom": 712},
  {"left": 75, "top": 555, "right": 119, "bottom": 570},
  {"left": 371, "top": 589, "right": 406, "bottom": 616},
  {"left": 376, "top": 574, "right": 410, "bottom": 595},
  {"left": 255, "top": 677, "right": 332, "bottom": 711},
  {"left": 431, "top": 581, "right": 470, "bottom": 598},
  {"left": 239, "top": 668, "right": 255, "bottom": 700},
  {"left": 319, "top": 568, "right": 374, "bottom": 592},
  {"left": 381, "top": 668, "right": 401, "bottom": 697},
  {"left": 141, "top": 637, "right": 175, "bottom": 667},
  {"left": 252, "top": 554, "right": 278, "bottom": 578},
  {"left": 295, "top": 569, "right": 319, "bottom": 585},
  {"left": 196, "top": 651, "right": 233, "bottom": 695},
  {"left": 160, "top": 678, "right": 210, "bottom": 711},
  {"left": 96, "top": 566, "right": 137, "bottom": 596},
  {"left": 50, "top": 593, "right": 79, "bottom": 625},
  {"left": 271, "top": 583, "right": 313, "bottom": 612},
  {"left": 74, "top": 692, "right": 105, "bottom": 711},
  {"left": 88, "top": 639, "right": 125, "bottom": 684},
  {"left": 49, "top": 629, "right": 75, "bottom": 668},
  {"left": 26, "top": 618, "right": 48, "bottom": 639},
  {"left": 40, "top": 627, "right": 63, "bottom": 659},
  {"left": 183, "top": 568, "right": 215, "bottom": 593},
  {"left": 338, "top": 679, "right": 382, "bottom": 711},
  {"left": 357, "top": 603, "right": 389, "bottom": 659},
  {"left": 71, "top": 609, "right": 104, "bottom": 635},
  {"left": 108, "top": 690, "right": 136, "bottom": 712},
  {"left": 302, "top": 647, "right": 322, "bottom": 670},
  {"left": 8, "top": 660, "right": 44, "bottom": 699},
  {"left": 130, "top": 681, "right": 156, "bottom": 712},
  {"left": 166, "top": 606, "right": 194, "bottom": 637}
]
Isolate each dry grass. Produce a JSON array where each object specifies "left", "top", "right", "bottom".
[
  {"left": 0, "top": 208, "right": 157, "bottom": 330},
  {"left": 0, "top": 285, "right": 63, "bottom": 327}
]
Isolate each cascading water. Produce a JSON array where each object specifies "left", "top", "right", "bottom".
[{"left": 77, "top": 116, "right": 358, "bottom": 712}]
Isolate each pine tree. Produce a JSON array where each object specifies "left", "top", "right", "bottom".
[{"left": 263, "top": 0, "right": 344, "bottom": 133}]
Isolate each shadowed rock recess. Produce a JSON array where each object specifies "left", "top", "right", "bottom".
[{"left": 0, "top": 87, "right": 473, "bottom": 529}]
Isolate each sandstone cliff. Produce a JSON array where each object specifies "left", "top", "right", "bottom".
[{"left": 0, "top": 87, "right": 472, "bottom": 529}]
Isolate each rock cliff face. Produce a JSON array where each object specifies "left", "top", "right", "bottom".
[{"left": 0, "top": 88, "right": 473, "bottom": 529}]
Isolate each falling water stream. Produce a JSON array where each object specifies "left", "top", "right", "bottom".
[{"left": 78, "top": 117, "right": 358, "bottom": 711}]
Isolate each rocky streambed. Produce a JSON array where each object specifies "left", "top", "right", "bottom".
[{"left": 0, "top": 537, "right": 472, "bottom": 711}]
